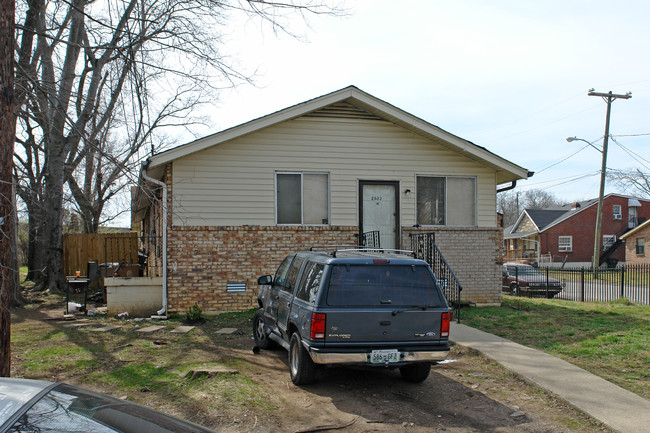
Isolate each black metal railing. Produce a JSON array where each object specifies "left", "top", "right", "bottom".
[
  {"left": 507, "top": 264, "right": 650, "bottom": 305},
  {"left": 410, "top": 232, "right": 463, "bottom": 322},
  {"left": 361, "top": 230, "right": 381, "bottom": 249}
]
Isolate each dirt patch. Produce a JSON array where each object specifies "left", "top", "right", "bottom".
[{"left": 10, "top": 297, "right": 613, "bottom": 433}]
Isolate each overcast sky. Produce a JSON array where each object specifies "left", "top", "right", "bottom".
[{"left": 174, "top": 0, "right": 650, "bottom": 204}]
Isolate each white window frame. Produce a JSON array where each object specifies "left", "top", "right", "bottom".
[
  {"left": 416, "top": 175, "right": 477, "bottom": 227},
  {"left": 613, "top": 205, "right": 622, "bottom": 220},
  {"left": 602, "top": 235, "right": 616, "bottom": 250},
  {"left": 275, "top": 172, "right": 330, "bottom": 226},
  {"left": 558, "top": 236, "right": 572, "bottom": 252}
]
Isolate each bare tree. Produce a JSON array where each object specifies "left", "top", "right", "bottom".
[
  {"left": 14, "top": 0, "right": 342, "bottom": 292},
  {"left": 498, "top": 189, "right": 564, "bottom": 227},
  {"left": 1, "top": 0, "right": 15, "bottom": 377},
  {"left": 607, "top": 168, "right": 650, "bottom": 199}
]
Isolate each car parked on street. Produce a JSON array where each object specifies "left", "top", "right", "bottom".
[
  {"left": 0, "top": 378, "right": 214, "bottom": 433},
  {"left": 502, "top": 262, "right": 564, "bottom": 298},
  {"left": 254, "top": 247, "right": 451, "bottom": 385}
]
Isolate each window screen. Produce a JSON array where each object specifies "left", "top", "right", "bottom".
[
  {"left": 417, "top": 177, "right": 445, "bottom": 225},
  {"left": 276, "top": 173, "right": 329, "bottom": 225}
]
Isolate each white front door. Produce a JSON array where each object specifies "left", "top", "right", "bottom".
[{"left": 360, "top": 182, "right": 399, "bottom": 249}]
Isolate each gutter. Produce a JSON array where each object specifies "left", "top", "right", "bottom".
[
  {"left": 141, "top": 161, "right": 168, "bottom": 317},
  {"left": 497, "top": 171, "right": 535, "bottom": 193}
]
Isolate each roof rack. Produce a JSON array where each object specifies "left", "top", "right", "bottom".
[{"left": 309, "top": 245, "right": 416, "bottom": 258}]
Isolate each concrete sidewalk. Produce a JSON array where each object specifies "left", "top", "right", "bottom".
[{"left": 449, "top": 322, "right": 650, "bottom": 433}]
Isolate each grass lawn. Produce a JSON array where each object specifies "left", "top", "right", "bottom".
[{"left": 460, "top": 296, "right": 650, "bottom": 400}]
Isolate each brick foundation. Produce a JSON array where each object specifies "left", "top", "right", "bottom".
[
  {"left": 166, "top": 225, "right": 358, "bottom": 314},
  {"left": 403, "top": 227, "right": 503, "bottom": 305}
]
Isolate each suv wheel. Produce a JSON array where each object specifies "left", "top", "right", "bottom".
[
  {"left": 289, "top": 333, "right": 316, "bottom": 385},
  {"left": 253, "top": 309, "right": 276, "bottom": 349},
  {"left": 509, "top": 282, "right": 518, "bottom": 295},
  {"left": 399, "top": 363, "right": 431, "bottom": 383}
]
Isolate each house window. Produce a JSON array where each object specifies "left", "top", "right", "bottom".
[
  {"left": 613, "top": 205, "right": 622, "bottom": 220},
  {"left": 558, "top": 236, "right": 572, "bottom": 252},
  {"left": 416, "top": 176, "right": 476, "bottom": 226},
  {"left": 276, "top": 172, "right": 329, "bottom": 225},
  {"left": 636, "top": 238, "right": 646, "bottom": 255},
  {"left": 602, "top": 235, "right": 616, "bottom": 250}
]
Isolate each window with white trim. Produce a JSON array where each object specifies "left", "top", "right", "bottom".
[
  {"left": 558, "top": 236, "right": 572, "bottom": 252},
  {"left": 613, "top": 205, "right": 622, "bottom": 220},
  {"left": 276, "top": 172, "right": 329, "bottom": 225},
  {"left": 636, "top": 238, "right": 645, "bottom": 255},
  {"left": 602, "top": 235, "right": 616, "bottom": 250},
  {"left": 416, "top": 176, "right": 476, "bottom": 226}
]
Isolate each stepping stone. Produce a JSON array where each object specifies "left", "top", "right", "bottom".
[
  {"left": 216, "top": 327, "right": 238, "bottom": 335},
  {"left": 90, "top": 326, "right": 120, "bottom": 332},
  {"left": 63, "top": 322, "right": 95, "bottom": 328},
  {"left": 171, "top": 326, "right": 195, "bottom": 334},
  {"left": 136, "top": 325, "right": 166, "bottom": 333},
  {"left": 184, "top": 366, "right": 238, "bottom": 380},
  {"left": 57, "top": 318, "right": 90, "bottom": 324}
]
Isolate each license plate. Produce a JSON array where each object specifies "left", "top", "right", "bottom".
[{"left": 370, "top": 349, "right": 400, "bottom": 364}]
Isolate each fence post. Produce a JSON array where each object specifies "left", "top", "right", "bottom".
[
  {"left": 580, "top": 267, "right": 585, "bottom": 302},
  {"left": 545, "top": 267, "right": 550, "bottom": 298},
  {"left": 620, "top": 265, "right": 625, "bottom": 300}
]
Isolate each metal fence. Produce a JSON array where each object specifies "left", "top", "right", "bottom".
[
  {"left": 511, "top": 264, "right": 650, "bottom": 305},
  {"left": 410, "top": 232, "right": 463, "bottom": 321}
]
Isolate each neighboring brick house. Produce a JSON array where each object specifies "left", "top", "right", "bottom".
[
  {"left": 132, "top": 86, "right": 530, "bottom": 314},
  {"left": 620, "top": 219, "right": 650, "bottom": 264},
  {"left": 504, "top": 194, "right": 650, "bottom": 266}
]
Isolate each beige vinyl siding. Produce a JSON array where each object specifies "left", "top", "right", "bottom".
[{"left": 172, "top": 117, "right": 497, "bottom": 227}]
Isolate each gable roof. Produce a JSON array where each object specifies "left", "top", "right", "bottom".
[
  {"left": 509, "top": 194, "right": 650, "bottom": 236},
  {"left": 620, "top": 218, "right": 650, "bottom": 240},
  {"left": 143, "top": 85, "right": 530, "bottom": 184}
]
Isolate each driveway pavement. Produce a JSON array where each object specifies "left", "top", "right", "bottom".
[{"left": 450, "top": 322, "right": 650, "bottom": 433}]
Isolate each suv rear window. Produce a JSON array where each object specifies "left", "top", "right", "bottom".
[{"left": 326, "top": 264, "right": 442, "bottom": 307}]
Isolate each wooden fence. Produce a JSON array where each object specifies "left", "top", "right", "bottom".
[{"left": 63, "top": 232, "right": 138, "bottom": 277}]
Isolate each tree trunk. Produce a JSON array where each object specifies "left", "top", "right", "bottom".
[
  {"left": 0, "top": 0, "right": 16, "bottom": 377},
  {"left": 43, "top": 149, "right": 66, "bottom": 292}
]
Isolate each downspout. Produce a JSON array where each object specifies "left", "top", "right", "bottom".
[
  {"left": 496, "top": 172, "right": 535, "bottom": 193},
  {"left": 142, "top": 161, "right": 168, "bottom": 316}
]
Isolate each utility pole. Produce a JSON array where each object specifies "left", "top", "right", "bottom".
[
  {"left": 0, "top": 0, "right": 15, "bottom": 377},
  {"left": 588, "top": 90, "right": 631, "bottom": 271}
]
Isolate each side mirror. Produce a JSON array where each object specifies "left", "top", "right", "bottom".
[{"left": 257, "top": 275, "right": 273, "bottom": 285}]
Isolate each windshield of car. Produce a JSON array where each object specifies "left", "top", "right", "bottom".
[
  {"left": 507, "top": 265, "right": 541, "bottom": 276},
  {"left": 326, "top": 264, "right": 442, "bottom": 307},
  {"left": 8, "top": 383, "right": 212, "bottom": 433}
]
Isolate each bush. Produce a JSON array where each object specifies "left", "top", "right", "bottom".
[{"left": 186, "top": 302, "right": 203, "bottom": 322}]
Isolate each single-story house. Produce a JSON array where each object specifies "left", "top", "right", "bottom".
[
  {"left": 620, "top": 219, "right": 650, "bottom": 264},
  {"left": 132, "top": 86, "right": 530, "bottom": 314},
  {"left": 504, "top": 194, "right": 650, "bottom": 266}
]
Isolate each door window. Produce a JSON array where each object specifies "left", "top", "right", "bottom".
[
  {"left": 284, "top": 257, "right": 305, "bottom": 293},
  {"left": 273, "top": 256, "right": 294, "bottom": 291}
]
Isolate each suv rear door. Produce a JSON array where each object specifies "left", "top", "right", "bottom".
[{"left": 322, "top": 263, "right": 447, "bottom": 344}]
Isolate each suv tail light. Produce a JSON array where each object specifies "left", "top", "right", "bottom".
[
  {"left": 311, "top": 313, "right": 326, "bottom": 339},
  {"left": 440, "top": 312, "right": 450, "bottom": 338}
]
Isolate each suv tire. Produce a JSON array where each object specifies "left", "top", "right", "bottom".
[
  {"left": 399, "top": 363, "right": 431, "bottom": 383},
  {"left": 289, "top": 333, "right": 316, "bottom": 385},
  {"left": 253, "top": 309, "right": 277, "bottom": 349}
]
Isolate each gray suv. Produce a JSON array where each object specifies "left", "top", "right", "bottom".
[{"left": 254, "top": 247, "right": 451, "bottom": 385}]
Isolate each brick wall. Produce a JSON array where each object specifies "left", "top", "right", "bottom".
[
  {"left": 166, "top": 225, "right": 358, "bottom": 314},
  {"left": 623, "top": 224, "right": 650, "bottom": 265},
  {"left": 403, "top": 226, "right": 503, "bottom": 305}
]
